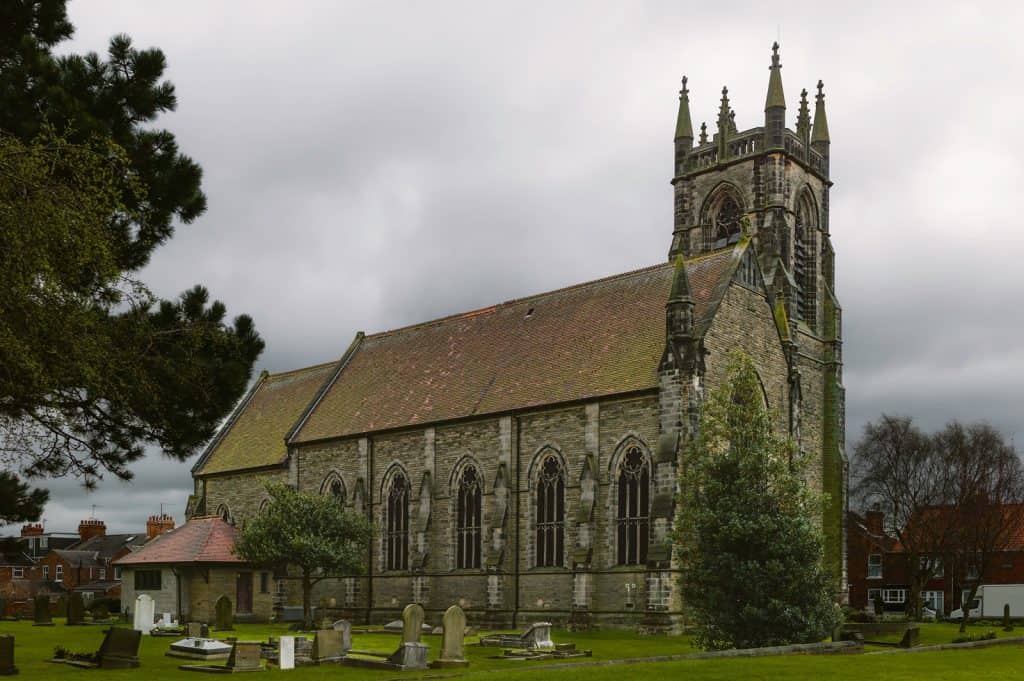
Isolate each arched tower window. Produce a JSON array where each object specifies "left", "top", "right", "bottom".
[
  {"left": 385, "top": 472, "right": 409, "bottom": 571},
  {"left": 321, "top": 474, "right": 346, "bottom": 506},
  {"left": 456, "top": 465, "right": 482, "bottom": 569},
  {"left": 712, "top": 196, "right": 743, "bottom": 249},
  {"left": 535, "top": 453, "right": 565, "bottom": 568},
  {"left": 794, "top": 196, "right": 817, "bottom": 329},
  {"left": 616, "top": 445, "right": 650, "bottom": 565}
]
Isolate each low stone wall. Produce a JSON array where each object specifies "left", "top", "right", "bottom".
[{"left": 866, "top": 635, "right": 1024, "bottom": 655}]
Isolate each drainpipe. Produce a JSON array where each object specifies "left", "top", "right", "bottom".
[{"left": 513, "top": 416, "right": 521, "bottom": 629}]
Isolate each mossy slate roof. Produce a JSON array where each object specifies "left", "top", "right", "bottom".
[
  {"left": 195, "top": 362, "right": 338, "bottom": 475},
  {"left": 292, "top": 249, "right": 735, "bottom": 443}
]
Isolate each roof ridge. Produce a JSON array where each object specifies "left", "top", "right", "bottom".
[
  {"left": 365, "top": 260, "right": 675, "bottom": 341},
  {"left": 265, "top": 361, "right": 338, "bottom": 380}
]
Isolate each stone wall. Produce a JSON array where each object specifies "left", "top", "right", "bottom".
[{"left": 119, "top": 566, "right": 179, "bottom": 621}]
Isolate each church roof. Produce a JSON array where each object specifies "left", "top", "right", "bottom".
[
  {"left": 193, "top": 361, "right": 338, "bottom": 475},
  {"left": 291, "top": 248, "right": 737, "bottom": 443},
  {"left": 113, "top": 516, "right": 244, "bottom": 566}
]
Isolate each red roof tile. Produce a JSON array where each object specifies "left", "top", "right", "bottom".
[
  {"left": 112, "top": 516, "right": 244, "bottom": 566},
  {"left": 292, "top": 249, "right": 736, "bottom": 443}
]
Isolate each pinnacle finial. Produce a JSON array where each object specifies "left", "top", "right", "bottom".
[
  {"left": 812, "top": 79, "right": 830, "bottom": 144},
  {"left": 796, "top": 88, "right": 811, "bottom": 138},
  {"left": 765, "top": 42, "right": 786, "bottom": 110},
  {"left": 699, "top": 122, "right": 708, "bottom": 145},
  {"left": 674, "top": 75, "right": 693, "bottom": 142}
]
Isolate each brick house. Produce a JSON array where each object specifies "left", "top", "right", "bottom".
[
  {"left": 38, "top": 519, "right": 148, "bottom": 599},
  {"left": 847, "top": 506, "right": 1024, "bottom": 616},
  {"left": 186, "top": 43, "right": 845, "bottom": 630},
  {"left": 113, "top": 515, "right": 273, "bottom": 623}
]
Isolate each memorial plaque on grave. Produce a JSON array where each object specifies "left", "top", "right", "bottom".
[
  {"left": 66, "top": 592, "right": 86, "bottom": 626},
  {"left": 0, "top": 635, "right": 16, "bottom": 676},
  {"left": 97, "top": 627, "right": 142, "bottom": 669},
  {"left": 32, "top": 595, "right": 52, "bottom": 626},
  {"left": 214, "top": 595, "right": 234, "bottom": 631}
]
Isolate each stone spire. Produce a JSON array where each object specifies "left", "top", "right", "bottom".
[
  {"left": 764, "top": 42, "right": 786, "bottom": 148},
  {"left": 674, "top": 76, "right": 694, "bottom": 143},
  {"left": 666, "top": 255, "right": 695, "bottom": 343},
  {"left": 796, "top": 88, "right": 811, "bottom": 140},
  {"left": 717, "top": 86, "right": 731, "bottom": 159},
  {"left": 812, "top": 79, "right": 831, "bottom": 145}
]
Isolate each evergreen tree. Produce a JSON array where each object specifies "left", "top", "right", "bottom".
[
  {"left": 674, "top": 351, "right": 839, "bottom": 650},
  {"left": 0, "top": 1, "right": 263, "bottom": 522},
  {"left": 235, "top": 482, "right": 373, "bottom": 630}
]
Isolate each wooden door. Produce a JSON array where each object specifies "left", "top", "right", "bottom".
[{"left": 236, "top": 572, "right": 253, "bottom": 614}]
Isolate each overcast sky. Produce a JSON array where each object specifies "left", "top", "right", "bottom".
[{"left": 19, "top": 0, "right": 1024, "bottom": 534}]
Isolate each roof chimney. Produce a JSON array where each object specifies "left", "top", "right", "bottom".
[
  {"left": 146, "top": 514, "right": 175, "bottom": 539},
  {"left": 866, "top": 504, "right": 884, "bottom": 536},
  {"left": 20, "top": 523, "right": 44, "bottom": 537},
  {"left": 78, "top": 518, "right": 106, "bottom": 542}
]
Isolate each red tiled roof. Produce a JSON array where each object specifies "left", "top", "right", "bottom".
[
  {"left": 292, "top": 249, "right": 736, "bottom": 443},
  {"left": 891, "top": 504, "right": 1024, "bottom": 553},
  {"left": 112, "top": 516, "right": 245, "bottom": 566}
]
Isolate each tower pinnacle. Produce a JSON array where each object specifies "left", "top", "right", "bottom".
[
  {"left": 765, "top": 41, "right": 786, "bottom": 110},
  {"left": 674, "top": 76, "right": 694, "bottom": 142},
  {"left": 811, "top": 80, "right": 830, "bottom": 144},
  {"left": 796, "top": 88, "right": 811, "bottom": 140}
]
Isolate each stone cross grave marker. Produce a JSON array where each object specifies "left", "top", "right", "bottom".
[
  {"left": 0, "top": 635, "right": 16, "bottom": 676},
  {"left": 437, "top": 604, "right": 468, "bottom": 667},
  {"left": 402, "top": 603, "right": 425, "bottom": 643},
  {"left": 214, "top": 595, "right": 234, "bottom": 631},
  {"left": 133, "top": 594, "right": 155, "bottom": 634},
  {"left": 225, "top": 641, "right": 261, "bottom": 672},
  {"left": 66, "top": 592, "right": 85, "bottom": 626},
  {"left": 332, "top": 620, "right": 352, "bottom": 653},
  {"left": 32, "top": 595, "right": 52, "bottom": 626},
  {"left": 279, "top": 636, "right": 295, "bottom": 670}
]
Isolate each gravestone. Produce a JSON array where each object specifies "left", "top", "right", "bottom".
[
  {"left": 402, "top": 603, "right": 425, "bottom": 643},
  {"left": 331, "top": 620, "right": 352, "bottom": 652},
  {"left": 200, "top": 623, "right": 210, "bottom": 638},
  {"left": 311, "top": 629, "right": 346, "bottom": 663},
  {"left": 96, "top": 627, "right": 142, "bottom": 668},
  {"left": 166, "top": 637, "right": 232, "bottom": 660},
  {"left": 133, "top": 594, "right": 155, "bottom": 634},
  {"left": 32, "top": 595, "right": 52, "bottom": 626},
  {"left": 186, "top": 622, "right": 203, "bottom": 639},
  {"left": 899, "top": 626, "right": 920, "bottom": 649},
  {"left": 214, "top": 595, "right": 233, "bottom": 631},
  {"left": 0, "top": 635, "right": 16, "bottom": 675},
  {"left": 521, "top": 622, "right": 554, "bottom": 649},
  {"left": 55, "top": 595, "right": 67, "bottom": 617},
  {"left": 279, "top": 636, "right": 295, "bottom": 670},
  {"left": 66, "top": 592, "right": 86, "bottom": 626},
  {"left": 225, "top": 641, "right": 262, "bottom": 672},
  {"left": 431, "top": 604, "right": 468, "bottom": 668}
]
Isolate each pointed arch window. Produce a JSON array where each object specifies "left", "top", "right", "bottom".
[
  {"left": 616, "top": 445, "right": 650, "bottom": 565},
  {"left": 386, "top": 472, "right": 409, "bottom": 571},
  {"left": 712, "top": 196, "right": 743, "bottom": 249},
  {"left": 794, "top": 198, "right": 817, "bottom": 329},
  {"left": 456, "top": 465, "right": 482, "bottom": 569},
  {"left": 535, "top": 453, "right": 565, "bottom": 568}
]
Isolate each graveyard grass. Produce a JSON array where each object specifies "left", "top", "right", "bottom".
[{"left": 1, "top": 619, "right": 1023, "bottom": 680}]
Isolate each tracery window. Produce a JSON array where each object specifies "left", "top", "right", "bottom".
[
  {"left": 456, "top": 465, "right": 482, "bottom": 569},
  {"left": 535, "top": 453, "right": 565, "bottom": 568},
  {"left": 711, "top": 196, "right": 743, "bottom": 249},
  {"left": 616, "top": 445, "right": 650, "bottom": 565},
  {"left": 386, "top": 472, "right": 409, "bottom": 571},
  {"left": 794, "top": 198, "right": 817, "bottom": 329},
  {"left": 330, "top": 479, "right": 346, "bottom": 505}
]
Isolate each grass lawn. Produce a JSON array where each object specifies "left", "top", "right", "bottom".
[{"left": 0, "top": 619, "right": 1020, "bottom": 680}]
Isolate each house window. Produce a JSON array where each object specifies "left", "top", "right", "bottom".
[
  {"left": 39, "top": 536, "right": 47, "bottom": 550},
  {"left": 55, "top": 564, "right": 64, "bottom": 581},
  {"left": 535, "top": 453, "right": 565, "bottom": 568},
  {"left": 920, "top": 555, "right": 942, "bottom": 578},
  {"left": 616, "top": 445, "right": 650, "bottom": 565},
  {"left": 867, "top": 588, "right": 882, "bottom": 605},
  {"left": 260, "top": 572, "right": 270, "bottom": 593},
  {"left": 114, "top": 567, "right": 121, "bottom": 580},
  {"left": 12, "top": 567, "right": 23, "bottom": 579},
  {"left": 42, "top": 565, "right": 49, "bottom": 580},
  {"left": 134, "top": 569, "right": 162, "bottom": 591},
  {"left": 883, "top": 588, "right": 906, "bottom": 604},
  {"left": 385, "top": 472, "right": 409, "bottom": 571},
  {"left": 99, "top": 568, "right": 106, "bottom": 580},
  {"left": 867, "top": 553, "right": 883, "bottom": 579},
  {"left": 456, "top": 465, "right": 482, "bottom": 569},
  {"left": 922, "top": 590, "right": 944, "bottom": 613}
]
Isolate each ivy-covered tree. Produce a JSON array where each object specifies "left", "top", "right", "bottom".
[
  {"left": 0, "top": 1, "right": 263, "bottom": 523},
  {"left": 235, "top": 482, "right": 372, "bottom": 630},
  {"left": 674, "top": 351, "right": 840, "bottom": 650}
]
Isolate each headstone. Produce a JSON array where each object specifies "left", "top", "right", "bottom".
[
  {"left": 311, "top": 629, "right": 346, "bottom": 663},
  {"left": 214, "top": 595, "right": 233, "bottom": 631},
  {"left": 97, "top": 627, "right": 142, "bottom": 668},
  {"left": 200, "top": 623, "right": 210, "bottom": 638},
  {"left": 186, "top": 622, "right": 203, "bottom": 638},
  {"left": 0, "top": 635, "right": 16, "bottom": 676},
  {"left": 331, "top": 620, "right": 352, "bottom": 652},
  {"left": 521, "top": 622, "right": 554, "bottom": 649},
  {"left": 225, "top": 641, "right": 262, "bottom": 672},
  {"left": 279, "top": 636, "right": 295, "bottom": 670},
  {"left": 66, "top": 592, "right": 86, "bottom": 625},
  {"left": 899, "top": 626, "right": 920, "bottom": 649},
  {"left": 434, "top": 604, "right": 468, "bottom": 667},
  {"left": 133, "top": 594, "right": 155, "bottom": 634},
  {"left": 402, "top": 603, "right": 425, "bottom": 644},
  {"left": 32, "top": 595, "right": 52, "bottom": 626}
]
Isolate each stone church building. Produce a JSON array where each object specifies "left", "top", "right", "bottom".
[{"left": 187, "top": 44, "right": 845, "bottom": 630}]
